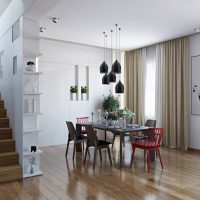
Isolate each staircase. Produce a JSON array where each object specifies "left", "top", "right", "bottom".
[{"left": 0, "top": 99, "right": 22, "bottom": 182}]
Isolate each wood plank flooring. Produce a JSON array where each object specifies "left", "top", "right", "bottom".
[{"left": 0, "top": 140, "right": 200, "bottom": 200}]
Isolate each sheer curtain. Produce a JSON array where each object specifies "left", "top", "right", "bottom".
[{"left": 144, "top": 46, "right": 156, "bottom": 122}]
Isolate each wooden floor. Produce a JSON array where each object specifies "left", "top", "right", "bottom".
[{"left": 0, "top": 139, "right": 200, "bottom": 200}]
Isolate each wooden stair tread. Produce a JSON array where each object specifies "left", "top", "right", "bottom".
[
  {"left": 0, "top": 152, "right": 17, "bottom": 157},
  {"left": 0, "top": 164, "right": 22, "bottom": 182},
  {"left": 0, "top": 139, "right": 14, "bottom": 143}
]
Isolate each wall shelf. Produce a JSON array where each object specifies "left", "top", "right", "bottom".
[
  {"left": 23, "top": 128, "right": 42, "bottom": 134},
  {"left": 24, "top": 52, "right": 42, "bottom": 58},
  {"left": 23, "top": 72, "right": 43, "bottom": 75},
  {"left": 24, "top": 113, "right": 42, "bottom": 116},
  {"left": 23, "top": 171, "right": 43, "bottom": 178},
  {"left": 24, "top": 93, "right": 42, "bottom": 95},
  {"left": 23, "top": 150, "right": 42, "bottom": 156}
]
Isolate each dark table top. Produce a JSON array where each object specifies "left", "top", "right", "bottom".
[{"left": 76, "top": 122, "right": 149, "bottom": 133}]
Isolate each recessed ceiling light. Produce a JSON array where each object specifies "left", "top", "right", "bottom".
[
  {"left": 40, "top": 27, "right": 46, "bottom": 33},
  {"left": 195, "top": 28, "right": 200, "bottom": 33},
  {"left": 52, "top": 17, "right": 60, "bottom": 23}
]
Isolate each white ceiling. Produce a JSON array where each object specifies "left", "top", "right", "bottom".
[
  {"left": 0, "top": 0, "right": 12, "bottom": 17},
  {"left": 39, "top": 0, "right": 200, "bottom": 50}
]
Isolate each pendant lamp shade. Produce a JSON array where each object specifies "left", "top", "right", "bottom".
[
  {"left": 112, "top": 59, "right": 121, "bottom": 74},
  {"left": 108, "top": 71, "right": 116, "bottom": 82},
  {"left": 102, "top": 73, "right": 110, "bottom": 84},
  {"left": 115, "top": 80, "right": 124, "bottom": 93},
  {"left": 100, "top": 61, "right": 108, "bottom": 73}
]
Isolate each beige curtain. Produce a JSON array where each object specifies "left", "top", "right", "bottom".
[
  {"left": 161, "top": 37, "right": 189, "bottom": 150},
  {"left": 124, "top": 49, "right": 143, "bottom": 124},
  {"left": 124, "top": 36, "right": 189, "bottom": 150}
]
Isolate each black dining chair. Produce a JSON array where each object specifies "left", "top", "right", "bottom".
[
  {"left": 83, "top": 125, "right": 112, "bottom": 169},
  {"left": 65, "top": 121, "right": 88, "bottom": 160}
]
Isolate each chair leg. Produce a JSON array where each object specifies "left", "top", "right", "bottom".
[
  {"left": 73, "top": 141, "right": 76, "bottom": 160},
  {"left": 82, "top": 142, "right": 85, "bottom": 151},
  {"left": 123, "top": 135, "right": 125, "bottom": 147},
  {"left": 93, "top": 148, "right": 97, "bottom": 169},
  {"left": 65, "top": 139, "right": 70, "bottom": 157},
  {"left": 112, "top": 133, "right": 116, "bottom": 149},
  {"left": 157, "top": 149, "right": 163, "bottom": 169},
  {"left": 107, "top": 146, "right": 112, "bottom": 166},
  {"left": 84, "top": 146, "right": 89, "bottom": 164},
  {"left": 99, "top": 149, "right": 102, "bottom": 162},
  {"left": 147, "top": 150, "right": 150, "bottom": 172},
  {"left": 131, "top": 145, "right": 135, "bottom": 166}
]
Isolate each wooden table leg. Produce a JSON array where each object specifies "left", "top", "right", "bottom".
[
  {"left": 104, "top": 130, "right": 107, "bottom": 141},
  {"left": 120, "top": 132, "right": 122, "bottom": 168}
]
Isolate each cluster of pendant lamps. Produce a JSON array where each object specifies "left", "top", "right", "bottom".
[{"left": 100, "top": 24, "right": 124, "bottom": 93}]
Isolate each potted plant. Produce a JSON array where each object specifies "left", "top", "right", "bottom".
[
  {"left": 81, "top": 86, "right": 87, "bottom": 93},
  {"left": 70, "top": 86, "right": 78, "bottom": 100},
  {"left": 26, "top": 61, "right": 35, "bottom": 72},
  {"left": 103, "top": 94, "right": 120, "bottom": 112},
  {"left": 70, "top": 86, "right": 78, "bottom": 93}
]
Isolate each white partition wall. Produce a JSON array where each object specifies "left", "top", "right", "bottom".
[{"left": 39, "top": 38, "right": 112, "bottom": 147}]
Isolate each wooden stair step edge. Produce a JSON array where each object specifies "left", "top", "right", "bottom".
[
  {"left": 0, "top": 109, "right": 6, "bottom": 118},
  {"left": 0, "top": 118, "right": 9, "bottom": 128},
  {"left": 0, "top": 152, "right": 19, "bottom": 167},
  {"left": 0, "top": 128, "right": 12, "bottom": 140},
  {"left": 0, "top": 165, "right": 22, "bottom": 183},
  {"left": 0, "top": 139, "right": 15, "bottom": 153}
]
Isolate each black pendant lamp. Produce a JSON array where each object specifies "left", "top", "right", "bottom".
[
  {"left": 115, "top": 80, "right": 124, "bottom": 93},
  {"left": 108, "top": 30, "right": 116, "bottom": 83},
  {"left": 112, "top": 25, "right": 121, "bottom": 74},
  {"left": 100, "top": 32, "right": 108, "bottom": 73},
  {"left": 102, "top": 73, "right": 109, "bottom": 84},
  {"left": 108, "top": 71, "right": 116, "bottom": 82}
]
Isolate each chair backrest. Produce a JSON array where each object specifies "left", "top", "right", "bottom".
[
  {"left": 85, "top": 125, "right": 98, "bottom": 146},
  {"left": 145, "top": 119, "right": 156, "bottom": 128},
  {"left": 147, "top": 128, "right": 163, "bottom": 146},
  {"left": 76, "top": 117, "right": 89, "bottom": 124},
  {"left": 66, "top": 121, "right": 78, "bottom": 140},
  {"left": 126, "top": 117, "right": 133, "bottom": 124}
]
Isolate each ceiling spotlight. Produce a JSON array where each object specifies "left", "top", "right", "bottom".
[
  {"left": 52, "top": 17, "right": 60, "bottom": 23},
  {"left": 195, "top": 28, "right": 200, "bottom": 33},
  {"left": 40, "top": 27, "right": 46, "bottom": 33}
]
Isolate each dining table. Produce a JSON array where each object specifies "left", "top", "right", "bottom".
[{"left": 76, "top": 122, "right": 149, "bottom": 168}]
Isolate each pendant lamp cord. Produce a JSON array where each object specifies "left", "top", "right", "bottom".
[
  {"left": 119, "top": 28, "right": 121, "bottom": 63},
  {"left": 103, "top": 32, "right": 105, "bottom": 61},
  {"left": 115, "top": 24, "right": 118, "bottom": 60},
  {"left": 105, "top": 34, "right": 107, "bottom": 63},
  {"left": 111, "top": 30, "right": 113, "bottom": 65}
]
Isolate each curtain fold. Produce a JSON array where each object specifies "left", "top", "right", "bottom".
[
  {"left": 161, "top": 37, "right": 189, "bottom": 150},
  {"left": 124, "top": 36, "right": 189, "bottom": 150},
  {"left": 124, "top": 49, "right": 143, "bottom": 124}
]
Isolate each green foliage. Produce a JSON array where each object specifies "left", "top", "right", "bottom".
[
  {"left": 70, "top": 86, "right": 78, "bottom": 93},
  {"left": 103, "top": 95, "right": 120, "bottom": 112},
  {"left": 117, "top": 108, "right": 135, "bottom": 118},
  {"left": 81, "top": 86, "right": 87, "bottom": 93}
]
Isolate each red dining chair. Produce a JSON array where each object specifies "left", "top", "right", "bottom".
[
  {"left": 131, "top": 128, "right": 163, "bottom": 172},
  {"left": 76, "top": 117, "right": 89, "bottom": 135},
  {"left": 76, "top": 117, "right": 89, "bottom": 150}
]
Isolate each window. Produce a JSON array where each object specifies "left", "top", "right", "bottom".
[{"left": 144, "top": 46, "right": 156, "bottom": 120}]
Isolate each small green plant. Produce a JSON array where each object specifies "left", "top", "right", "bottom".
[
  {"left": 103, "top": 94, "right": 120, "bottom": 112},
  {"left": 70, "top": 86, "right": 78, "bottom": 93},
  {"left": 117, "top": 108, "right": 135, "bottom": 118},
  {"left": 81, "top": 86, "right": 88, "bottom": 93}
]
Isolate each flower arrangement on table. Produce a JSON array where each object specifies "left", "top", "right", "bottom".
[{"left": 117, "top": 108, "right": 135, "bottom": 119}]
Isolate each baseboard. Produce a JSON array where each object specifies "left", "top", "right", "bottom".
[{"left": 187, "top": 147, "right": 200, "bottom": 153}]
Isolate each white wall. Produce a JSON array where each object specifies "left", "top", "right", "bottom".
[
  {"left": 189, "top": 33, "right": 200, "bottom": 149},
  {"left": 0, "top": 18, "right": 24, "bottom": 164},
  {"left": 39, "top": 38, "right": 113, "bottom": 147}
]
